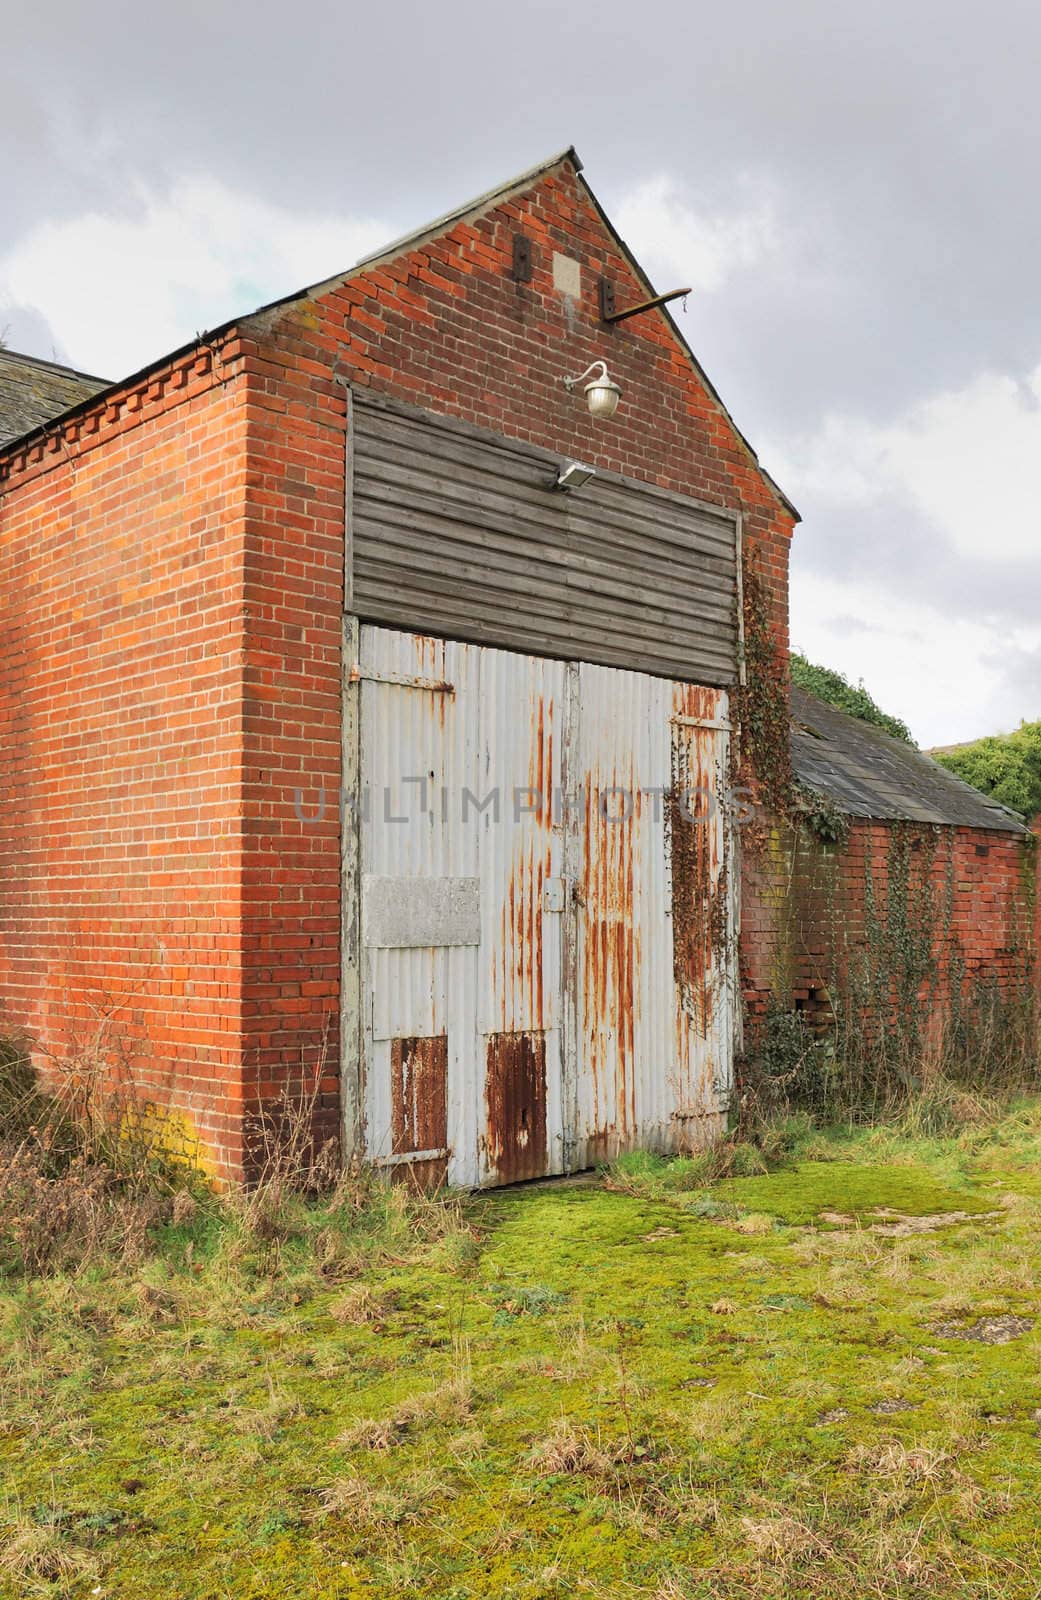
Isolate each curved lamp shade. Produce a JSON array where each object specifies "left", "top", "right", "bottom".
[
  {"left": 563, "top": 359, "right": 623, "bottom": 420},
  {"left": 583, "top": 369, "right": 623, "bottom": 419}
]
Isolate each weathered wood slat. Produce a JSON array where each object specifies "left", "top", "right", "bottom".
[
  {"left": 355, "top": 517, "right": 734, "bottom": 634},
  {"left": 356, "top": 389, "right": 738, "bottom": 522},
  {"left": 352, "top": 578, "right": 737, "bottom": 682},
  {"left": 351, "top": 392, "right": 740, "bottom": 683},
  {"left": 355, "top": 445, "right": 737, "bottom": 563}
]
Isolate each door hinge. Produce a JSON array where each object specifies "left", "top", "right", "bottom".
[{"left": 349, "top": 663, "right": 455, "bottom": 694}]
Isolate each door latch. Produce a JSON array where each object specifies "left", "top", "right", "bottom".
[{"left": 542, "top": 878, "right": 566, "bottom": 913}]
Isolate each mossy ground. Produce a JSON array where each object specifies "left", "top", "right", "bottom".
[{"left": 5, "top": 1105, "right": 1041, "bottom": 1598}]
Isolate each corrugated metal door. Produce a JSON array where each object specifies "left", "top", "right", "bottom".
[
  {"left": 570, "top": 670, "right": 733, "bottom": 1167},
  {"left": 356, "top": 625, "right": 733, "bottom": 1188},
  {"left": 358, "top": 625, "right": 567, "bottom": 1188}
]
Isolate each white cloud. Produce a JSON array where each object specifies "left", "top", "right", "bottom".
[
  {"left": 615, "top": 175, "right": 776, "bottom": 294},
  {"left": 772, "top": 366, "right": 1041, "bottom": 567},
  {"left": 765, "top": 361, "right": 1041, "bottom": 743},
  {"left": 790, "top": 570, "right": 1041, "bottom": 748},
  {"left": 0, "top": 179, "right": 390, "bottom": 380}
]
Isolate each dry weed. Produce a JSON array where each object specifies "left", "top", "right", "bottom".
[
  {"left": 392, "top": 1372, "right": 474, "bottom": 1432},
  {"left": 849, "top": 1439, "right": 952, "bottom": 1486},
  {"left": 318, "top": 1472, "right": 434, "bottom": 1530},
  {"left": 531, "top": 1419, "right": 611, "bottom": 1476},
  {"left": 0, "top": 1518, "right": 98, "bottom": 1589},
  {"left": 741, "top": 1512, "right": 828, "bottom": 1560},
  {"left": 337, "top": 1416, "right": 405, "bottom": 1451},
  {"left": 329, "top": 1284, "right": 397, "bottom": 1325}
]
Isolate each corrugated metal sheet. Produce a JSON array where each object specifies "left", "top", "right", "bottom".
[
  {"left": 351, "top": 391, "right": 741, "bottom": 687},
  {"left": 571, "top": 667, "right": 733, "bottom": 1167},
  {"left": 356, "top": 624, "right": 733, "bottom": 1188}
]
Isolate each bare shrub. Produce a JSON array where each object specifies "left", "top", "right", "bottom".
[
  {"left": 0, "top": 1014, "right": 197, "bottom": 1277},
  {"left": 0, "top": 1146, "right": 169, "bottom": 1277}
]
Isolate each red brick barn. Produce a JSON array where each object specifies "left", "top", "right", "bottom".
[{"left": 1, "top": 149, "right": 805, "bottom": 1182}]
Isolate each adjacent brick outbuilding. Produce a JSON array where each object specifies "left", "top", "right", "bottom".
[{"left": 742, "top": 688, "right": 1038, "bottom": 1061}]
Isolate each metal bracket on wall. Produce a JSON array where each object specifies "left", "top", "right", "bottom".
[
  {"left": 348, "top": 663, "right": 455, "bottom": 694},
  {"left": 670, "top": 714, "right": 733, "bottom": 733},
  {"left": 599, "top": 275, "right": 691, "bottom": 325}
]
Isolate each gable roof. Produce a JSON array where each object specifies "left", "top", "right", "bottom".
[
  {"left": 0, "top": 348, "right": 109, "bottom": 448},
  {"left": 0, "top": 149, "right": 797, "bottom": 519},
  {"left": 303, "top": 147, "right": 797, "bottom": 522},
  {"left": 791, "top": 685, "right": 1027, "bottom": 834}
]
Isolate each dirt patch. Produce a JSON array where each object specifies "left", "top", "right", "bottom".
[
  {"left": 932, "top": 1314, "right": 1034, "bottom": 1345},
  {"left": 869, "top": 1207, "right": 1002, "bottom": 1237},
  {"left": 817, "top": 1207, "right": 1001, "bottom": 1237},
  {"left": 869, "top": 1398, "right": 917, "bottom": 1415}
]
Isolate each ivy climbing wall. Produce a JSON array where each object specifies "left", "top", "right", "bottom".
[{"left": 741, "top": 815, "right": 1040, "bottom": 1066}]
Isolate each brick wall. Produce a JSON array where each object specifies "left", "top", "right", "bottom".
[
  {"left": 741, "top": 814, "right": 1038, "bottom": 1049},
  {"left": 0, "top": 347, "right": 256, "bottom": 1177}
]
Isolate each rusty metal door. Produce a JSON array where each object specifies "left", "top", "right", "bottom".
[
  {"left": 569, "top": 668, "right": 734, "bottom": 1167},
  {"left": 355, "top": 625, "right": 733, "bottom": 1188},
  {"left": 357, "top": 626, "right": 567, "bottom": 1189}
]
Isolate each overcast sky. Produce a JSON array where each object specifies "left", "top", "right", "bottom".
[{"left": 4, "top": 1, "right": 1039, "bottom": 746}]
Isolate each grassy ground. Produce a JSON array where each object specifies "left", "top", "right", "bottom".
[{"left": 4, "top": 1102, "right": 1041, "bottom": 1598}]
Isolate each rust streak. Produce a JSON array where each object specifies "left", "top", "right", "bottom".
[{"left": 667, "top": 689, "right": 728, "bottom": 1074}]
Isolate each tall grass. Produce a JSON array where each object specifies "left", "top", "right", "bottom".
[
  {"left": 738, "top": 984, "right": 1041, "bottom": 1143},
  {"left": 0, "top": 1020, "right": 471, "bottom": 1284}
]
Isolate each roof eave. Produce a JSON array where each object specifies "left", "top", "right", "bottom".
[{"left": 1, "top": 142, "right": 800, "bottom": 526}]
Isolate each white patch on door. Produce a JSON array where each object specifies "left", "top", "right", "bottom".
[{"left": 363, "top": 875, "right": 481, "bottom": 948}]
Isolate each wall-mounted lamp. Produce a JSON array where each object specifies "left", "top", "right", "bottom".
[
  {"left": 553, "top": 460, "right": 597, "bottom": 493},
  {"left": 562, "top": 360, "right": 622, "bottom": 420}
]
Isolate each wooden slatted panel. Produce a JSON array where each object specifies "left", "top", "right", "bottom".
[{"left": 350, "top": 391, "right": 740, "bottom": 685}]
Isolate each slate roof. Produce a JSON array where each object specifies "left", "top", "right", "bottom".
[
  {"left": 0, "top": 348, "right": 109, "bottom": 448},
  {"left": 790, "top": 685, "right": 1027, "bottom": 834}
]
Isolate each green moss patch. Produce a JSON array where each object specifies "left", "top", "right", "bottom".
[
  {"left": 4, "top": 1109, "right": 1041, "bottom": 1597},
  {"left": 717, "top": 1159, "right": 993, "bottom": 1226}
]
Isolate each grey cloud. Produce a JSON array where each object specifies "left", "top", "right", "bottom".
[
  {"left": 7, "top": 1, "right": 1041, "bottom": 731},
  {"left": 792, "top": 490, "right": 1041, "bottom": 634},
  {"left": 8, "top": 0, "right": 1041, "bottom": 432}
]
